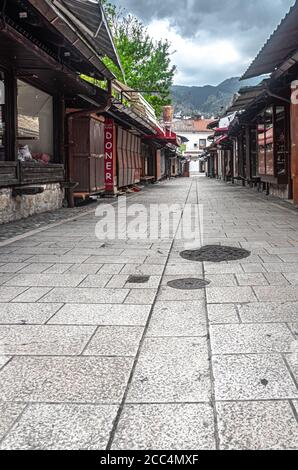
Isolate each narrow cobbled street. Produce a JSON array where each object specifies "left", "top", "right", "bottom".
[{"left": 0, "top": 177, "right": 298, "bottom": 450}]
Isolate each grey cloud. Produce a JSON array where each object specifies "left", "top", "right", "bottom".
[
  {"left": 114, "top": 0, "right": 294, "bottom": 38},
  {"left": 112, "top": 0, "right": 295, "bottom": 85}
]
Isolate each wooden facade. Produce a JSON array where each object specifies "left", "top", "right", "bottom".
[
  {"left": 68, "top": 115, "right": 105, "bottom": 195},
  {"left": 0, "top": 0, "right": 117, "bottom": 213}
]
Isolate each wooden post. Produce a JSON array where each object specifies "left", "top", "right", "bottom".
[
  {"left": 245, "top": 126, "right": 251, "bottom": 181},
  {"left": 291, "top": 81, "right": 298, "bottom": 204}
]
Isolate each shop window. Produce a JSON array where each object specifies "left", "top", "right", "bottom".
[
  {"left": 257, "top": 105, "right": 289, "bottom": 179},
  {"left": 0, "top": 71, "right": 5, "bottom": 161},
  {"left": 275, "top": 106, "right": 287, "bottom": 176},
  {"left": 250, "top": 128, "right": 257, "bottom": 178},
  {"left": 17, "top": 80, "right": 54, "bottom": 163},
  {"left": 257, "top": 107, "right": 274, "bottom": 176}
]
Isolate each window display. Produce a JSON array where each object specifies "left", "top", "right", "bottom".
[
  {"left": 17, "top": 80, "right": 53, "bottom": 163},
  {"left": 257, "top": 105, "right": 288, "bottom": 179}
]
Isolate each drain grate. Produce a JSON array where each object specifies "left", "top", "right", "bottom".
[
  {"left": 167, "top": 278, "right": 210, "bottom": 290},
  {"left": 127, "top": 275, "right": 150, "bottom": 284},
  {"left": 180, "top": 245, "right": 251, "bottom": 263}
]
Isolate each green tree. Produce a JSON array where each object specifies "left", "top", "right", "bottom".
[{"left": 102, "top": 1, "right": 176, "bottom": 117}]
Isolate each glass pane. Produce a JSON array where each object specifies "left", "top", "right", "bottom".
[
  {"left": 0, "top": 71, "right": 5, "bottom": 161},
  {"left": 275, "top": 106, "right": 287, "bottom": 176},
  {"left": 250, "top": 128, "right": 257, "bottom": 178},
  {"left": 257, "top": 123, "right": 266, "bottom": 175},
  {"left": 264, "top": 108, "right": 274, "bottom": 175},
  {"left": 17, "top": 80, "right": 53, "bottom": 161}
]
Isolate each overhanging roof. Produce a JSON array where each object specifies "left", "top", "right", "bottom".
[
  {"left": 52, "top": 0, "right": 122, "bottom": 71},
  {"left": 242, "top": 1, "right": 298, "bottom": 80},
  {"left": 226, "top": 84, "right": 267, "bottom": 113},
  {"left": 26, "top": 0, "right": 119, "bottom": 79}
]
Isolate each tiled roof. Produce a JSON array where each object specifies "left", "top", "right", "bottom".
[{"left": 172, "top": 119, "right": 214, "bottom": 133}]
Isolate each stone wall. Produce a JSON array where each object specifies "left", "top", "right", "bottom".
[{"left": 0, "top": 183, "right": 64, "bottom": 224}]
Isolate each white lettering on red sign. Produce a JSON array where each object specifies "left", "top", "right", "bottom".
[{"left": 104, "top": 119, "right": 114, "bottom": 191}]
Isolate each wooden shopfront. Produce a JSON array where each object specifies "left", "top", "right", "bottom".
[
  {"left": 0, "top": 0, "right": 119, "bottom": 219},
  {"left": 256, "top": 104, "right": 291, "bottom": 198}
]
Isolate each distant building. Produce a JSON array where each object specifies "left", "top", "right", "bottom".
[{"left": 172, "top": 117, "right": 214, "bottom": 175}]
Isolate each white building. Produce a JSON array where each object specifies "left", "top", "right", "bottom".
[{"left": 172, "top": 117, "right": 214, "bottom": 175}]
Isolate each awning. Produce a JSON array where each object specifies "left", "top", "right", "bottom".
[
  {"left": 214, "top": 127, "right": 229, "bottom": 136},
  {"left": 226, "top": 84, "right": 267, "bottom": 113},
  {"left": 0, "top": 18, "right": 107, "bottom": 98},
  {"left": 207, "top": 119, "right": 219, "bottom": 130},
  {"left": 143, "top": 130, "right": 181, "bottom": 147},
  {"left": 52, "top": 0, "right": 122, "bottom": 70},
  {"left": 242, "top": 2, "right": 298, "bottom": 80},
  {"left": 26, "top": 0, "right": 119, "bottom": 79},
  {"left": 215, "top": 135, "right": 228, "bottom": 145}
]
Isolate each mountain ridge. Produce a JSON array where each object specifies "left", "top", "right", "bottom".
[{"left": 171, "top": 77, "right": 261, "bottom": 118}]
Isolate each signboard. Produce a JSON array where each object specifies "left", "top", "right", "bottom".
[{"left": 104, "top": 118, "right": 115, "bottom": 192}]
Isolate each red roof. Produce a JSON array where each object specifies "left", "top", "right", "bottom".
[{"left": 172, "top": 119, "right": 214, "bottom": 133}]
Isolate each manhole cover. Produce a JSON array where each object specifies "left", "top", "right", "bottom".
[
  {"left": 126, "top": 275, "right": 150, "bottom": 284},
  {"left": 167, "top": 278, "right": 210, "bottom": 290},
  {"left": 180, "top": 245, "right": 251, "bottom": 263}
]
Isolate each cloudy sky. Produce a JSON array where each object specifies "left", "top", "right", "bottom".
[{"left": 113, "top": 0, "right": 295, "bottom": 86}]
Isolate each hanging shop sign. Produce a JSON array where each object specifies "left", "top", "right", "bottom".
[{"left": 104, "top": 118, "right": 115, "bottom": 191}]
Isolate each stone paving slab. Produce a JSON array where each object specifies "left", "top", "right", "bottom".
[
  {"left": 0, "top": 404, "right": 118, "bottom": 450},
  {"left": 210, "top": 324, "right": 295, "bottom": 354},
  {"left": 217, "top": 401, "right": 298, "bottom": 450},
  {"left": 17, "top": 263, "right": 56, "bottom": 274},
  {"left": 48, "top": 303, "right": 151, "bottom": 326},
  {"left": 206, "top": 286, "right": 257, "bottom": 304},
  {"left": 112, "top": 404, "right": 216, "bottom": 450},
  {"left": 254, "top": 286, "right": 298, "bottom": 302},
  {"left": 207, "top": 304, "right": 240, "bottom": 324},
  {"left": 5, "top": 273, "right": 88, "bottom": 288},
  {"left": 0, "top": 356, "right": 11, "bottom": 369},
  {"left": 0, "top": 303, "right": 62, "bottom": 325},
  {"left": 39, "top": 287, "right": 129, "bottom": 304},
  {"left": 1, "top": 177, "right": 298, "bottom": 449},
  {"left": 0, "top": 356, "right": 133, "bottom": 403},
  {"left": 213, "top": 354, "right": 298, "bottom": 401},
  {"left": 0, "top": 274, "right": 15, "bottom": 285},
  {"left": 238, "top": 302, "right": 298, "bottom": 323},
  {"left": 121, "top": 264, "right": 164, "bottom": 275},
  {"left": 0, "top": 263, "right": 32, "bottom": 273},
  {"left": 147, "top": 301, "right": 207, "bottom": 337},
  {"left": 83, "top": 326, "right": 144, "bottom": 357},
  {"left": 157, "top": 286, "right": 205, "bottom": 301},
  {"left": 106, "top": 275, "right": 161, "bottom": 289},
  {"left": 0, "top": 325, "right": 96, "bottom": 355},
  {"left": 0, "top": 286, "right": 28, "bottom": 302},
  {"left": 127, "top": 337, "right": 210, "bottom": 403},
  {"left": 124, "top": 289, "right": 157, "bottom": 305},
  {"left": 11, "top": 287, "right": 53, "bottom": 303},
  {"left": 0, "top": 402, "right": 26, "bottom": 442}
]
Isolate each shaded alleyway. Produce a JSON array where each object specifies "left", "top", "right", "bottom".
[{"left": 0, "top": 177, "right": 298, "bottom": 449}]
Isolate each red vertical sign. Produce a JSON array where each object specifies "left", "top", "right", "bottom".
[{"left": 104, "top": 118, "right": 114, "bottom": 191}]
